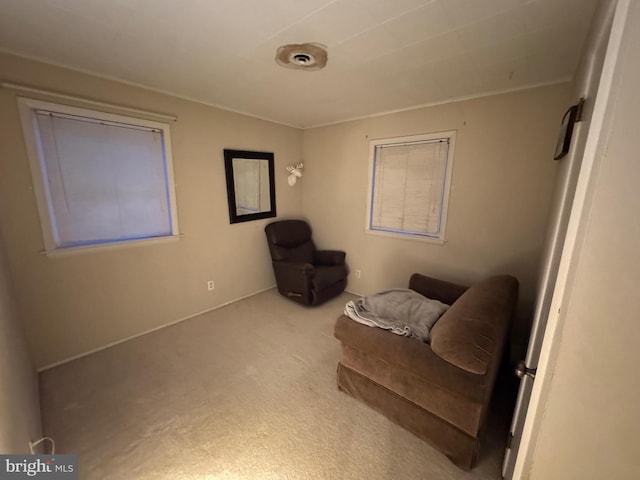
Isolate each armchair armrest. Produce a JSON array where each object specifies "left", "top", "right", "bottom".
[
  {"left": 409, "top": 273, "right": 468, "bottom": 305},
  {"left": 313, "top": 250, "right": 346, "bottom": 266},
  {"left": 272, "top": 261, "right": 315, "bottom": 277},
  {"left": 271, "top": 261, "right": 315, "bottom": 303}
]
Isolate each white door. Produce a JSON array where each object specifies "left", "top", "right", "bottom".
[
  {"left": 502, "top": 117, "right": 586, "bottom": 479},
  {"left": 502, "top": 1, "right": 624, "bottom": 476}
]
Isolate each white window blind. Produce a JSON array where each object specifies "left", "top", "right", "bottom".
[
  {"left": 368, "top": 133, "right": 454, "bottom": 240},
  {"left": 18, "top": 97, "right": 180, "bottom": 251}
]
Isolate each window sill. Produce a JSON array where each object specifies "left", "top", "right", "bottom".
[
  {"left": 42, "top": 235, "right": 181, "bottom": 258},
  {"left": 365, "top": 229, "right": 446, "bottom": 245}
]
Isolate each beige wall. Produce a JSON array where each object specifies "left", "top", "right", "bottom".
[
  {"left": 303, "top": 84, "right": 570, "bottom": 324},
  {"left": 0, "top": 52, "right": 303, "bottom": 368},
  {"left": 0, "top": 228, "right": 41, "bottom": 453},
  {"left": 529, "top": 1, "right": 640, "bottom": 478},
  {"left": 0, "top": 51, "right": 572, "bottom": 371}
]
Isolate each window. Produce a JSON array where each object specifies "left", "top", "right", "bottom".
[
  {"left": 18, "top": 98, "right": 179, "bottom": 253},
  {"left": 367, "top": 132, "right": 455, "bottom": 242}
]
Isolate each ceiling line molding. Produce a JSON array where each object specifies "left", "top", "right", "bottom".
[
  {"left": 305, "top": 78, "right": 574, "bottom": 130},
  {"left": 1, "top": 81, "right": 178, "bottom": 122},
  {"left": 0, "top": 48, "right": 573, "bottom": 131},
  {"left": 0, "top": 48, "right": 302, "bottom": 130}
]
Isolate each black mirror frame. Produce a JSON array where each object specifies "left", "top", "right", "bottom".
[{"left": 223, "top": 149, "right": 277, "bottom": 224}]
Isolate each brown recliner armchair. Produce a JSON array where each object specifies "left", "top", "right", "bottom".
[{"left": 265, "top": 220, "right": 348, "bottom": 306}]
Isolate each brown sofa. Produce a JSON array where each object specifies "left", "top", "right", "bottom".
[{"left": 334, "top": 273, "right": 518, "bottom": 469}]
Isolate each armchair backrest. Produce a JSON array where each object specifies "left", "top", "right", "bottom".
[{"left": 265, "top": 220, "right": 316, "bottom": 263}]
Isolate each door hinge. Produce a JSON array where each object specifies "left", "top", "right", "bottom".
[{"left": 506, "top": 432, "right": 514, "bottom": 449}]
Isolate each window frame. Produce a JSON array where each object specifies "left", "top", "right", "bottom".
[
  {"left": 365, "top": 131, "right": 456, "bottom": 244},
  {"left": 17, "top": 97, "right": 180, "bottom": 255}
]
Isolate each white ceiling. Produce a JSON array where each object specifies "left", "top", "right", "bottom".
[{"left": 0, "top": 0, "right": 597, "bottom": 128}]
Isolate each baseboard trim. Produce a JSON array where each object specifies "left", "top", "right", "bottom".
[
  {"left": 345, "top": 289, "right": 364, "bottom": 297},
  {"left": 37, "top": 285, "right": 277, "bottom": 372}
]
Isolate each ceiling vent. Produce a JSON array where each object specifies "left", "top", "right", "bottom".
[{"left": 276, "top": 43, "right": 328, "bottom": 71}]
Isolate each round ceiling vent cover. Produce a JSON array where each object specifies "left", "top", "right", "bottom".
[{"left": 276, "top": 43, "right": 328, "bottom": 70}]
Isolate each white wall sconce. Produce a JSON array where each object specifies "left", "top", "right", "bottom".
[{"left": 286, "top": 162, "right": 304, "bottom": 186}]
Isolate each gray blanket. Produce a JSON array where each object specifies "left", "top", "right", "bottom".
[{"left": 344, "top": 289, "right": 449, "bottom": 343}]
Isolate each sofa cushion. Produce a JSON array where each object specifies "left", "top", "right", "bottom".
[
  {"left": 338, "top": 344, "right": 485, "bottom": 437},
  {"left": 430, "top": 275, "right": 518, "bottom": 374},
  {"left": 409, "top": 273, "right": 468, "bottom": 305},
  {"left": 337, "top": 363, "right": 480, "bottom": 468},
  {"left": 335, "top": 315, "right": 486, "bottom": 404}
]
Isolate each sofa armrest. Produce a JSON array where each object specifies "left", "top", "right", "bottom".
[
  {"left": 409, "top": 273, "right": 468, "bottom": 305},
  {"left": 313, "top": 250, "right": 346, "bottom": 266},
  {"left": 430, "top": 275, "right": 518, "bottom": 375}
]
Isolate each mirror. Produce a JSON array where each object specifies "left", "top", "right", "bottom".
[{"left": 224, "top": 149, "right": 276, "bottom": 224}]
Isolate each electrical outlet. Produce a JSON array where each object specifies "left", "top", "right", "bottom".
[
  {"left": 355, "top": 270, "right": 361, "bottom": 279},
  {"left": 207, "top": 280, "right": 215, "bottom": 291}
]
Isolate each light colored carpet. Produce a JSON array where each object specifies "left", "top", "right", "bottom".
[{"left": 40, "top": 289, "right": 512, "bottom": 480}]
